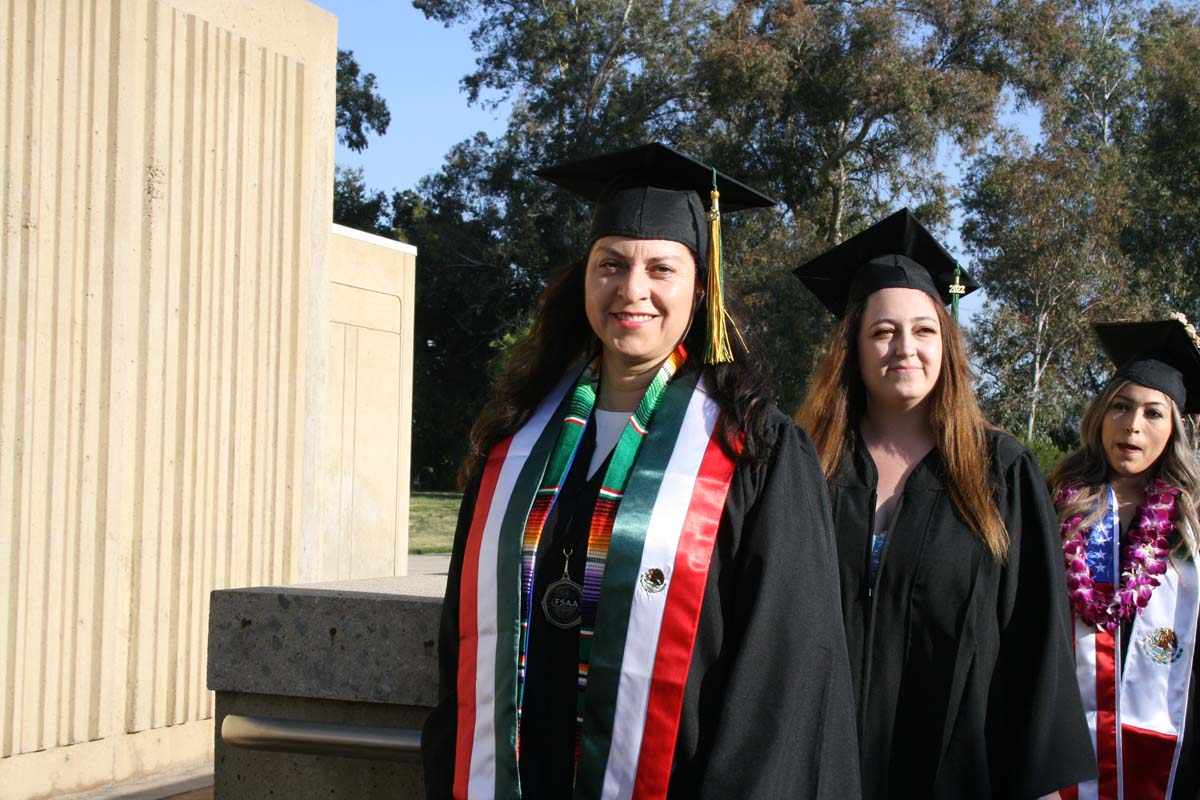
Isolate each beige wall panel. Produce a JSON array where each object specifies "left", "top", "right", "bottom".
[
  {"left": 350, "top": 328, "right": 404, "bottom": 577},
  {"left": 315, "top": 226, "right": 416, "bottom": 583},
  {"left": 0, "top": 0, "right": 335, "bottom": 794},
  {"left": 326, "top": 323, "right": 349, "bottom": 582}
]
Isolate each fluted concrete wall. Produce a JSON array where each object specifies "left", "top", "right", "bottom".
[{"left": 0, "top": 0, "right": 337, "bottom": 796}]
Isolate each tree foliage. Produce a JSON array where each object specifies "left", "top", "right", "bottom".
[
  {"left": 336, "top": 49, "right": 392, "bottom": 152},
  {"left": 1047, "top": 0, "right": 1140, "bottom": 149},
  {"left": 693, "top": 0, "right": 1028, "bottom": 410},
  {"left": 1123, "top": 3, "right": 1200, "bottom": 317},
  {"left": 961, "top": 0, "right": 1199, "bottom": 448},
  {"left": 330, "top": 0, "right": 1200, "bottom": 487},
  {"left": 397, "top": 137, "right": 545, "bottom": 486},
  {"left": 961, "top": 138, "right": 1143, "bottom": 443},
  {"left": 699, "top": 0, "right": 1012, "bottom": 244},
  {"left": 332, "top": 166, "right": 393, "bottom": 235}
]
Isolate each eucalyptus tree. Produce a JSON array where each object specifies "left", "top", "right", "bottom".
[
  {"left": 1044, "top": 0, "right": 1140, "bottom": 150},
  {"left": 686, "top": 0, "right": 1029, "bottom": 409},
  {"left": 962, "top": 136, "right": 1139, "bottom": 444},
  {"left": 960, "top": 0, "right": 1195, "bottom": 448},
  {"left": 697, "top": 0, "right": 1020, "bottom": 245},
  {"left": 1123, "top": 3, "right": 1200, "bottom": 317}
]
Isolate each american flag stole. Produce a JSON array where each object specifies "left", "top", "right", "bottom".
[{"left": 1062, "top": 496, "right": 1199, "bottom": 800}]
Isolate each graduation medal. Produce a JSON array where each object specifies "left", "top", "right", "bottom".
[{"left": 542, "top": 549, "right": 582, "bottom": 628}]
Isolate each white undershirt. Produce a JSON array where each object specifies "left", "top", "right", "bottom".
[{"left": 588, "top": 410, "right": 630, "bottom": 479}]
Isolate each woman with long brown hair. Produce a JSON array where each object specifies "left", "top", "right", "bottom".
[
  {"left": 794, "top": 209, "right": 1095, "bottom": 799},
  {"left": 1050, "top": 318, "right": 1200, "bottom": 799},
  {"left": 421, "top": 143, "right": 860, "bottom": 799}
]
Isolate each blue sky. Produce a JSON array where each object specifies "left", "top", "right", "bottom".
[
  {"left": 312, "top": 0, "right": 510, "bottom": 191},
  {"left": 313, "top": 1, "right": 1044, "bottom": 323}
]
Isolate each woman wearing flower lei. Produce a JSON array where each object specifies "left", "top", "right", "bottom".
[
  {"left": 420, "top": 143, "right": 861, "bottom": 799},
  {"left": 1051, "top": 317, "right": 1200, "bottom": 799},
  {"left": 794, "top": 209, "right": 1096, "bottom": 799}
]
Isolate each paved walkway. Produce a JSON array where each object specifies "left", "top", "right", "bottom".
[
  {"left": 408, "top": 552, "right": 452, "bottom": 577},
  {"left": 65, "top": 765, "right": 212, "bottom": 800}
]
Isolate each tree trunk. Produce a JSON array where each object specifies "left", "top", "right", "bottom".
[
  {"left": 1025, "top": 377, "right": 1040, "bottom": 441},
  {"left": 829, "top": 160, "right": 846, "bottom": 244},
  {"left": 1026, "top": 309, "right": 1048, "bottom": 441}
]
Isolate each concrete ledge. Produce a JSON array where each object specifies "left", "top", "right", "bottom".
[
  {"left": 208, "top": 575, "right": 446, "bottom": 708},
  {"left": 207, "top": 574, "right": 448, "bottom": 798}
]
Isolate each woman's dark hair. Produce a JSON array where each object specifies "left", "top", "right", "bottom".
[{"left": 458, "top": 255, "right": 775, "bottom": 489}]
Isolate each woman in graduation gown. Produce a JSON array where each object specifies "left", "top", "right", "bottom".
[
  {"left": 1050, "top": 317, "right": 1200, "bottom": 799},
  {"left": 421, "top": 143, "right": 861, "bottom": 799},
  {"left": 793, "top": 209, "right": 1096, "bottom": 799}
]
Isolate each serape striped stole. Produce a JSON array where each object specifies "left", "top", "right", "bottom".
[
  {"left": 1063, "top": 508, "right": 1199, "bottom": 800},
  {"left": 453, "top": 366, "right": 736, "bottom": 799}
]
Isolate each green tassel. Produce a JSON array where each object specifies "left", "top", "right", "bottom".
[{"left": 950, "top": 263, "right": 963, "bottom": 321}]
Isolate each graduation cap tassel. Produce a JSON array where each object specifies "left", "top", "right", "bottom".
[
  {"left": 949, "top": 262, "right": 965, "bottom": 322},
  {"left": 705, "top": 169, "right": 745, "bottom": 364}
]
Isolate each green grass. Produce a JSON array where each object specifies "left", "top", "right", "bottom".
[{"left": 409, "top": 491, "right": 464, "bottom": 554}]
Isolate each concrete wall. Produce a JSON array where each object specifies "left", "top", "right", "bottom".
[
  {"left": 313, "top": 226, "right": 417, "bottom": 583},
  {"left": 0, "top": 0, "right": 372, "bottom": 796}
]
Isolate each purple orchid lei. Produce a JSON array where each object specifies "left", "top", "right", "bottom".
[{"left": 1058, "top": 479, "right": 1177, "bottom": 632}]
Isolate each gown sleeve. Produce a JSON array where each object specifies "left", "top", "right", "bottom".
[
  {"left": 686, "top": 416, "right": 862, "bottom": 800},
  {"left": 985, "top": 439, "right": 1097, "bottom": 797},
  {"left": 420, "top": 480, "right": 480, "bottom": 800}
]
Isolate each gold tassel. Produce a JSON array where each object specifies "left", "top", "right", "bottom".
[{"left": 705, "top": 170, "right": 746, "bottom": 364}]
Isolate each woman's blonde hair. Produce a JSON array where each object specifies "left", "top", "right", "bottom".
[
  {"left": 1050, "top": 378, "right": 1200, "bottom": 558},
  {"left": 796, "top": 298, "right": 1010, "bottom": 561}
]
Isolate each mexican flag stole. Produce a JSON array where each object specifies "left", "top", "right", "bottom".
[
  {"left": 1064, "top": 494, "right": 1199, "bottom": 800},
  {"left": 453, "top": 366, "right": 736, "bottom": 799}
]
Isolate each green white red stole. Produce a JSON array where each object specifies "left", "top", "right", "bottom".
[
  {"left": 453, "top": 347, "right": 736, "bottom": 799},
  {"left": 1062, "top": 489, "right": 1199, "bottom": 800}
]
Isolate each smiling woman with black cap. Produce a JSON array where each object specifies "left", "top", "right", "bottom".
[
  {"left": 420, "top": 143, "right": 860, "bottom": 799},
  {"left": 1050, "top": 316, "right": 1200, "bottom": 799},
  {"left": 794, "top": 209, "right": 1096, "bottom": 799}
]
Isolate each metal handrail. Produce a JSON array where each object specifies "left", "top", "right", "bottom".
[{"left": 221, "top": 713, "right": 422, "bottom": 762}]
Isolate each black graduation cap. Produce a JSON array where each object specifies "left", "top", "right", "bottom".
[
  {"left": 791, "top": 208, "right": 979, "bottom": 318},
  {"left": 1094, "top": 319, "right": 1200, "bottom": 414},
  {"left": 533, "top": 142, "right": 776, "bottom": 267},
  {"left": 535, "top": 142, "right": 776, "bottom": 364}
]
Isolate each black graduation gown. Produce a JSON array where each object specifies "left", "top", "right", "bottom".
[
  {"left": 422, "top": 407, "right": 862, "bottom": 799},
  {"left": 829, "top": 429, "right": 1096, "bottom": 799}
]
